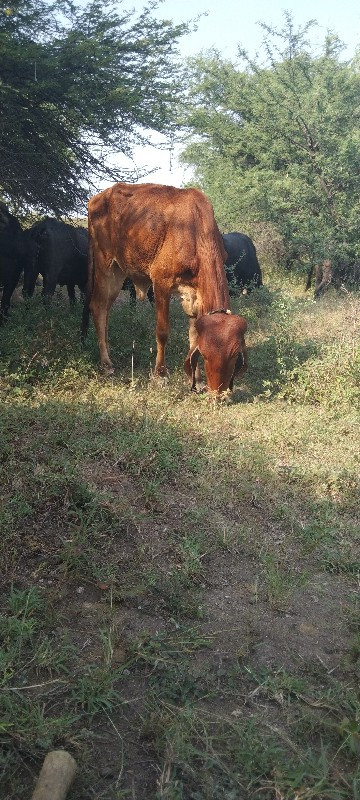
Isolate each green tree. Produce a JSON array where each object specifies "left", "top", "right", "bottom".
[
  {"left": 181, "top": 15, "right": 360, "bottom": 276},
  {"left": 0, "top": 0, "right": 188, "bottom": 214}
]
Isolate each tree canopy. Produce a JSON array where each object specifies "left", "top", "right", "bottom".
[
  {"left": 0, "top": 0, "right": 188, "bottom": 214},
  {"left": 180, "top": 16, "right": 360, "bottom": 273}
]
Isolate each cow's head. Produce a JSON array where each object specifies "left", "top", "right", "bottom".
[
  {"left": 0, "top": 202, "right": 18, "bottom": 235},
  {"left": 186, "top": 312, "right": 248, "bottom": 393}
]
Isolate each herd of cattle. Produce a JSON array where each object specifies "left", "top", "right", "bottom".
[
  {"left": 0, "top": 203, "right": 89, "bottom": 314},
  {"left": 0, "top": 184, "right": 264, "bottom": 392}
]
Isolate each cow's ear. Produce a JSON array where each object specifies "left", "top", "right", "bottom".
[
  {"left": 235, "top": 315, "right": 247, "bottom": 334},
  {"left": 234, "top": 352, "right": 245, "bottom": 374}
]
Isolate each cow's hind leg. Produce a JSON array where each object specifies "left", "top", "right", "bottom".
[
  {"left": 90, "top": 262, "right": 123, "bottom": 375},
  {"left": 90, "top": 286, "right": 114, "bottom": 374}
]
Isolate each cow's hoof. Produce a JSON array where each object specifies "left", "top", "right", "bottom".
[
  {"left": 102, "top": 364, "right": 115, "bottom": 377},
  {"left": 221, "top": 391, "right": 234, "bottom": 405},
  {"left": 151, "top": 369, "right": 169, "bottom": 388},
  {"left": 154, "top": 366, "right": 169, "bottom": 378},
  {"left": 152, "top": 375, "right": 169, "bottom": 387},
  {"left": 152, "top": 368, "right": 170, "bottom": 385}
]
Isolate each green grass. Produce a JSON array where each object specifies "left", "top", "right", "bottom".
[{"left": 0, "top": 283, "right": 359, "bottom": 798}]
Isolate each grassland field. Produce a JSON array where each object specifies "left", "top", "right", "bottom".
[{"left": 0, "top": 271, "right": 359, "bottom": 799}]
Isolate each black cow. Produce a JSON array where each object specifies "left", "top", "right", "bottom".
[
  {"left": 23, "top": 218, "right": 88, "bottom": 303},
  {"left": 0, "top": 202, "right": 32, "bottom": 320},
  {"left": 222, "top": 232, "right": 262, "bottom": 293}
]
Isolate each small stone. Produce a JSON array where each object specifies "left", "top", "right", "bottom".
[
  {"left": 99, "top": 765, "right": 115, "bottom": 778},
  {"left": 299, "top": 623, "right": 316, "bottom": 635}
]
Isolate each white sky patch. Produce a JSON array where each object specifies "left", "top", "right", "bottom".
[
  {"left": 99, "top": 0, "right": 359, "bottom": 190},
  {"left": 99, "top": 135, "right": 193, "bottom": 191}
]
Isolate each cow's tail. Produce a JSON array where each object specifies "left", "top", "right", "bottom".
[{"left": 81, "top": 238, "right": 94, "bottom": 343}]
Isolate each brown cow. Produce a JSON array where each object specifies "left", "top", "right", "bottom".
[{"left": 82, "top": 182, "right": 248, "bottom": 393}]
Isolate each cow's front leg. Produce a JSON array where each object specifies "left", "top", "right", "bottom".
[
  {"left": 0, "top": 264, "right": 21, "bottom": 322},
  {"left": 184, "top": 317, "right": 202, "bottom": 391},
  {"left": 0, "top": 285, "right": 12, "bottom": 322},
  {"left": 153, "top": 288, "right": 170, "bottom": 376},
  {"left": 67, "top": 283, "right": 76, "bottom": 305},
  {"left": 41, "top": 276, "right": 57, "bottom": 303}
]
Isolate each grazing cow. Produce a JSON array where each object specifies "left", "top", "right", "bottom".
[
  {"left": 82, "top": 182, "right": 248, "bottom": 393},
  {"left": 0, "top": 202, "right": 30, "bottom": 320},
  {"left": 222, "top": 232, "right": 262, "bottom": 292},
  {"left": 23, "top": 218, "right": 88, "bottom": 303}
]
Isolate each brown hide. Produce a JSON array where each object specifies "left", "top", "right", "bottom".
[{"left": 84, "top": 182, "right": 248, "bottom": 392}]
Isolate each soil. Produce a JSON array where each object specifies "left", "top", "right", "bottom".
[{"left": 4, "top": 462, "right": 356, "bottom": 800}]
